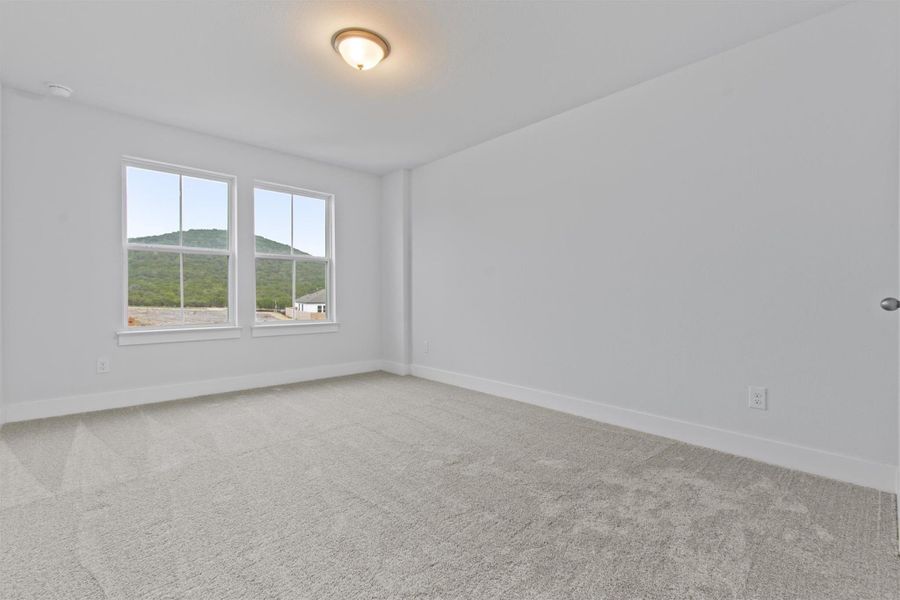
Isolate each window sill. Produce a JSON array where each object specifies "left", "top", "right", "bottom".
[
  {"left": 251, "top": 321, "right": 340, "bottom": 338},
  {"left": 117, "top": 326, "right": 242, "bottom": 346}
]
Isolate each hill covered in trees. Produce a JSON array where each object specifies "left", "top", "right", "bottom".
[{"left": 128, "top": 229, "right": 325, "bottom": 309}]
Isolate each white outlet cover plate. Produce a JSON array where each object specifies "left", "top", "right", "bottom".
[{"left": 748, "top": 386, "right": 767, "bottom": 410}]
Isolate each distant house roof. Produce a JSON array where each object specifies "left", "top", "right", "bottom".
[{"left": 296, "top": 289, "right": 326, "bottom": 304}]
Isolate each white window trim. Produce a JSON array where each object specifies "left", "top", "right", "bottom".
[
  {"left": 117, "top": 157, "right": 239, "bottom": 346},
  {"left": 251, "top": 180, "right": 337, "bottom": 336},
  {"left": 118, "top": 326, "right": 242, "bottom": 346},
  {"left": 251, "top": 322, "right": 340, "bottom": 338}
]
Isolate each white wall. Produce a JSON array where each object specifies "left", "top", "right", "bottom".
[
  {"left": 1, "top": 89, "right": 382, "bottom": 418},
  {"left": 2, "top": 2, "right": 897, "bottom": 492},
  {"left": 410, "top": 2, "right": 899, "bottom": 488},
  {"left": 0, "top": 82, "right": 4, "bottom": 425},
  {"left": 380, "top": 169, "right": 411, "bottom": 373}
]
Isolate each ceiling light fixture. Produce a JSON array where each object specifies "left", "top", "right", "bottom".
[{"left": 331, "top": 28, "right": 390, "bottom": 71}]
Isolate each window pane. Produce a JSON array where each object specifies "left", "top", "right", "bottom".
[
  {"left": 183, "top": 254, "right": 228, "bottom": 324},
  {"left": 255, "top": 188, "right": 292, "bottom": 254},
  {"left": 293, "top": 194, "right": 327, "bottom": 257},
  {"left": 256, "top": 258, "right": 293, "bottom": 322},
  {"left": 126, "top": 167, "right": 180, "bottom": 245},
  {"left": 293, "top": 261, "right": 328, "bottom": 320},
  {"left": 183, "top": 176, "right": 228, "bottom": 249},
  {"left": 127, "top": 250, "right": 181, "bottom": 327}
]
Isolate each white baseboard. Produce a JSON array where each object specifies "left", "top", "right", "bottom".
[
  {"left": 3, "top": 360, "right": 383, "bottom": 424},
  {"left": 4, "top": 360, "right": 896, "bottom": 494},
  {"left": 380, "top": 361, "right": 411, "bottom": 376},
  {"left": 411, "top": 364, "right": 899, "bottom": 493}
]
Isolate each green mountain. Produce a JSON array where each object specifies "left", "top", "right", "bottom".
[{"left": 128, "top": 229, "right": 325, "bottom": 309}]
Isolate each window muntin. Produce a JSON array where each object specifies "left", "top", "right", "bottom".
[
  {"left": 124, "top": 160, "right": 235, "bottom": 329},
  {"left": 254, "top": 184, "right": 333, "bottom": 324}
]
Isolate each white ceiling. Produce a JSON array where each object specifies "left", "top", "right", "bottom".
[{"left": 0, "top": 1, "right": 843, "bottom": 174}]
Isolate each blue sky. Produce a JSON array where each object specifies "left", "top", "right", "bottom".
[
  {"left": 254, "top": 188, "right": 326, "bottom": 257},
  {"left": 127, "top": 166, "right": 326, "bottom": 256}
]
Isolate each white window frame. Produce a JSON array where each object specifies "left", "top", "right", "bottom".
[
  {"left": 117, "top": 157, "right": 240, "bottom": 346},
  {"left": 251, "top": 181, "right": 338, "bottom": 337}
]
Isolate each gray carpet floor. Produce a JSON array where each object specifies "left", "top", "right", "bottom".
[{"left": 0, "top": 372, "right": 897, "bottom": 599}]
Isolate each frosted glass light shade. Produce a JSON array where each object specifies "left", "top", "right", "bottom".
[{"left": 332, "top": 29, "right": 390, "bottom": 71}]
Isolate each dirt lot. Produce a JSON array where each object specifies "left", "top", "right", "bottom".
[
  {"left": 255, "top": 310, "right": 292, "bottom": 322},
  {"left": 128, "top": 307, "right": 321, "bottom": 327},
  {"left": 128, "top": 306, "right": 229, "bottom": 327}
]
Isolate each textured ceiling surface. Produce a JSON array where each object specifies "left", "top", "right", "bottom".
[{"left": 0, "top": 1, "right": 843, "bottom": 173}]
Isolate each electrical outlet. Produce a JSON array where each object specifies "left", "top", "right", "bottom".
[
  {"left": 748, "top": 386, "right": 767, "bottom": 410},
  {"left": 424, "top": 340, "right": 430, "bottom": 354},
  {"left": 97, "top": 357, "right": 110, "bottom": 374}
]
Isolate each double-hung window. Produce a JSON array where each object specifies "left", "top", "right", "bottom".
[
  {"left": 253, "top": 183, "right": 334, "bottom": 328},
  {"left": 123, "top": 159, "right": 236, "bottom": 331}
]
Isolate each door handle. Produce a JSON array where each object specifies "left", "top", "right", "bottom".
[{"left": 881, "top": 297, "right": 900, "bottom": 311}]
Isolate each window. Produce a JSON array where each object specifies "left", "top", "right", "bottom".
[
  {"left": 123, "top": 159, "right": 235, "bottom": 330},
  {"left": 254, "top": 183, "right": 333, "bottom": 325}
]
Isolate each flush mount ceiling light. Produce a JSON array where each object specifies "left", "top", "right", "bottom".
[{"left": 331, "top": 28, "right": 390, "bottom": 71}]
